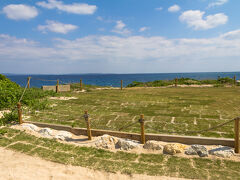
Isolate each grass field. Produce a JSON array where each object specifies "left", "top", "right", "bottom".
[
  {"left": 24, "top": 86, "right": 240, "bottom": 139},
  {"left": 0, "top": 127, "right": 240, "bottom": 179}
]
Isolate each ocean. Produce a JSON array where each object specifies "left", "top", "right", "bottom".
[{"left": 4, "top": 72, "right": 240, "bottom": 88}]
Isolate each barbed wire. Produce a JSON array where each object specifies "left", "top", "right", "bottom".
[
  {"left": 18, "top": 81, "right": 28, "bottom": 102},
  {"left": 31, "top": 77, "right": 58, "bottom": 82},
  {"left": 118, "top": 121, "right": 139, "bottom": 131},
  {"left": 145, "top": 118, "right": 237, "bottom": 134}
]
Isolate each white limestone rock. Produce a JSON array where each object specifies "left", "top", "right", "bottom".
[
  {"left": 21, "top": 123, "right": 39, "bottom": 132},
  {"left": 185, "top": 145, "right": 208, "bottom": 157},
  {"left": 163, "top": 143, "right": 188, "bottom": 155},
  {"left": 209, "top": 146, "right": 234, "bottom": 158},
  {"left": 95, "top": 134, "right": 118, "bottom": 149},
  {"left": 55, "top": 131, "right": 72, "bottom": 141},
  {"left": 39, "top": 128, "right": 53, "bottom": 137},
  {"left": 116, "top": 139, "right": 140, "bottom": 151},
  {"left": 143, "top": 140, "right": 163, "bottom": 150}
]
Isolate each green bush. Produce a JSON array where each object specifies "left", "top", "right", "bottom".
[
  {"left": 0, "top": 74, "right": 55, "bottom": 110},
  {"left": 126, "top": 81, "right": 145, "bottom": 87},
  {"left": 217, "top": 77, "right": 234, "bottom": 84},
  {"left": 0, "top": 111, "right": 18, "bottom": 126},
  {"left": 0, "top": 74, "right": 21, "bottom": 109},
  {"left": 127, "top": 77, "right": 236, "bottom": 87}
]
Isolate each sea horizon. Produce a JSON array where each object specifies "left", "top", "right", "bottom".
[
  {"left": 4, "top": 71, "right": 240, "bottom": 88},
  {"left": 2, "top": 71, "right": 240, "bottom": 75}
]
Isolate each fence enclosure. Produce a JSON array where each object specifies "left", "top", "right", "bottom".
[{"left": 15, "top": 76, "right": 240, "bottom": 153}]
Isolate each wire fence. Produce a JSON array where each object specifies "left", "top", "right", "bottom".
[
  {"left": 16, "top": 77, "right": 237, "bottom": 135},
  {"left": 117, "top": 118, "right": 236, "bottom": 134},
  {"left": 10, "top": 77, "right": 240, "bottom": 148}
]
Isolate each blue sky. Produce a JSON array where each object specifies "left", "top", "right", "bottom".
[{"left": 0, "top": 0, "right": 240, "bottom": 74}]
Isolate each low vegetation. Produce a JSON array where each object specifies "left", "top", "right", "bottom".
[
  {"left": 0, "top": 74, "right": 56, "bottom": 125},
  {"left": 1, "top": 75, "right": 240, "bottom": 178},
  {"left": 126, "top": 77, "right": 237, "bottom": 87},
  {"left": 25, "top": 86, "right": 240, "bottom": 138},
  {"left": 0, "top": 127, "right": 239, "bottom": 179},
  {"left": 70, "top": 83, "right": 109, "bottom": 92}
]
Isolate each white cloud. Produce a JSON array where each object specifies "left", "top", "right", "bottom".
[
  {"left": 3, "top": 4, "right": 38, "bottom": 20},
  {"left": 139, "top": 27, "right": 149, "bottom": 32},
  {"left": 1, "top": 29, "right": 240, "bottom": 73},
  {"left": 37, "top": 0, "right": 97, "bottom": 15},
  {"left": 112, "top": 20, "right": 131, "bottom": 35},
  {"left": 220, "top": 29, "right": 240, "bottom": 40},
  {"left": 207, "top": 0, "right": 228, "bottom": 8},
  {"left": 168, "top": 4, "right": 180, "bottom": 13},
  {"left": 179, "top": 10, "right": 228, "bottom": 30},
  {"left": 1, "top": 29, "right": 240, "bottom": 61},
  {"left": 38, "top": 20, "right": 78, "bottom": 34},
  {"left": 155, "top": 7, "right": 163, "bottom": 11}
]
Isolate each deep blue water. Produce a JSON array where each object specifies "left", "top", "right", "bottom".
[{"left": 4, "top": 72, "right": 240, "bottom": 88}]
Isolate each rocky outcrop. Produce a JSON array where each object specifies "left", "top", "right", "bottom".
[
  {"left": 185, "top": 145, "right": 208, "bottom": 157},
  {"left": 116, "top": 139, "right": 140, "bottom": 151},
  {"left": 163, "top": 143, "right": 188, "bottom": 155},
  {"left": 143, "top": 140, "right": 163, "bottom": 150},
  {"left": 95, "top": 134, "right": 118, "bottom": 149},
  {"left": 39, "top": 128, "right": 53, "bottom": 137},
  {"left": 55, "top": 131, "right": 72, "bottom": 141},
  {"left": 209, "top": 146, "right": 234, "bottom": 158},
  {"left": 22, "top": 123, "right": 39, "bottom": 132}
]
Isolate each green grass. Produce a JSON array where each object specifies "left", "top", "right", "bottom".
[
  {"left": 24, "top": 87, "right": 240, "bottom": 138},
  {"left": 0, "top": 127, "right": 239, "bottom": 179}
]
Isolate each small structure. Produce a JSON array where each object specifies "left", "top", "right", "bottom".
[{"left": 42, "top": 84, "right": 70, "bottom": 92}]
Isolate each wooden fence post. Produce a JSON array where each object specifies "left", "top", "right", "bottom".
[
  {"left": 27, "top": 77, "right": 31, "bottom": 88},
  {"left": 121, "top": 80, "right": 123, "bottom": 90},
  {"left": 80, "top": 79, "right": 83, "bottom": 91},
  {"left": 175, "top": 78, "right": 178, "bottom": 87},
  {"left": 235, "top": 118, "right": 240, "bottom": 153},
  {"left": 17, "top": 102, "right": 23, "bottom": 124},
  {"left": 139, "top": 114, "right": 145, "bottom": 144},
  {"left": 56, "top": 79, "right": 59, "bottom": 93},
  {"left": 84, "top": 110, "right": 92, "bottom": 140},
  {"left": 234, "top": 75, "right": 236, "bottom": 86}
]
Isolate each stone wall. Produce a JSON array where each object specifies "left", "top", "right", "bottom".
[
  {"left": 42, "top": 85, "right": 56, "bottom": 91},
  {"left": 42, "top": 85, "right": 70, "bottom": 92}
]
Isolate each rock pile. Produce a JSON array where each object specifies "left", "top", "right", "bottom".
[
  {"left": 39, "top": 128, "right": 53, "bottom": 137},
  {"left": 163, "top": 143, "right": 188, "bottom": 155},
  {"left": 20, "top": 123, "right": 72, "bottom": 140},
  {"left": 116, "top": 139, "right": 140, "bottom": 151},
  {"left": 12, "top": 123, "right": 236, "bottom": 159},
  {"left": 209, "top": 146, "right": 235, "bottom": 158},
  {"left": 143, "top": 140, "right": 163, "bottom": 150},
  {"left": 95, "top": 134, "right": 140, "bottom": 150},
  {"left": 95, "top": 134, "right": 118, "bottom": 149},
  {"left": 55, "top": 131, "right": 72, "bottom": 141},
  {"left": 22, "top": 123, "right": 39, "bottom": 132},
  {"left": 185, "top": 145, "right": 208, "bottom": 157}
]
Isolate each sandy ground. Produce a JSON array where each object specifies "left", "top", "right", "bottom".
[
  {"left": 49, "top": 97, "right": 78, "bottom": 100},
  {"left": 0, "top": 147, "right": 187, "bottom": 180}
]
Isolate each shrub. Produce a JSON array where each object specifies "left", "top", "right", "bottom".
[
  {"left": 0, "top": 74, "right": 56, "bottom": 110},
  {"left": 126, "top": 77, "right": 236, "bottom": 87},
  {"left": 217, "top": 77, "right": 234, "bottom": 84},
  {"left": 0, "top": 111, "right": 18, "bottom": 126}
]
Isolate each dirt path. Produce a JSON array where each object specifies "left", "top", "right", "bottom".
[{"left": 0, "top": 147, "right": 187, "bottom": 180}]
